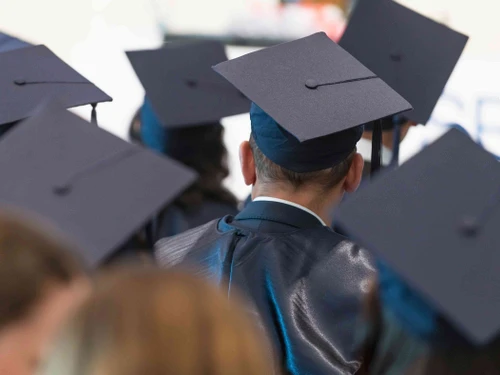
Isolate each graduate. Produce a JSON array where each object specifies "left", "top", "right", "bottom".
[
  {"left": 0, "top": 43, "right": 111, "bottom": 137},
  {"left": 127, "top": 41, "right": 249, "bottom": 238},
  {"left": 0, "top": 102, "right": 196, "bottom": 267},
  {"left": 336, "top": 129, "right": 500, "bottom": 374},
  {"left": 340, "top": 0, "right": 468, "bottom": 174},
  {"left": 156, "top": 32, "right": 412, "bottom": 375}
]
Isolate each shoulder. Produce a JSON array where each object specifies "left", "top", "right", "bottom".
[
  {"left": 242, "top": 227, "right": 374, "bottom": 276},
  {"left": 281, "top": 229, "right": 375, "bottom": 292},
  {"left": 309, "top": 237, "right": 375, "bottom": 301},
  {"left": 155, "top": 219, "right": 220, "bottom": 267},
  {"left": 322, "top": 238, "right": 375, "bottom": 276},
  {"left": 183, "top": 200, "right": 239, "bottom": 228}
]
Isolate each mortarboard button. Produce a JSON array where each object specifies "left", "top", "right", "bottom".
[
  {"left": 389, "top": 53, "right": 402, "bottom": 62},
  {"left": 459, "top": 216, "right": 479, "bottom": 237},
  {"left": 305, "top": 79, "right": 319, "bottom": 89},
  {"left": 14, "top": 79, "right": 26, "bottom": 86},
  {"left": 53, "top": 185, "right": 71, "bottom": 196},
  {"left": 185, "top": 79, "right": 198, "bottom": 88}
]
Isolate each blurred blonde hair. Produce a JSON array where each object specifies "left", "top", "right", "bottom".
[{"left": 42, "top": 268, "right": 275, "bottom": 375}]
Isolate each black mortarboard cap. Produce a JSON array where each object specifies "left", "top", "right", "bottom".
[
  {"left": 0, "top": 31, "right": 31, "bottom": 53},
  {"left": 0, "top": 45, "right": 112, "bottom": 126},
  {"left": 340, "top": 0, "right": 468, "bottom": 125},
  {"left": 126, "top": 40, "right": 250, "bottom": 128},
  {"left": 0, "top": 104, "right": 197, "bottom": 266},
  {"left": 213, "top": 32, "right": 412, "bottom": 143},
  {"left": 337, "top": 129, "right": 500, "bottom": 344}
]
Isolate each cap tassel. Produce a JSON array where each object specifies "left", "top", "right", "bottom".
[
  {"left": 91, "top": 103, "right": 97, "bottom": 125},
  {"left": 390, "top": 124, "right": 401, "bottom": 167},
  {"left": 144, "top": 221, "right": 155, "bottom": 251},
  {"left": 371, "top": 119, "right": 383, "bottom": 175}
]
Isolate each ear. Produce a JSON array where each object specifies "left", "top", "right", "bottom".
[
  {"left": 239, "top": 141, "right": 257, "bottom": 186},
  {"left": 343, "top": 153, "right": 364, "bottom": 193}
]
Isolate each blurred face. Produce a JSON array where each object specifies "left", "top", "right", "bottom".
[{"left": 0, "top": 280, "right": 88, "bottom": 375}]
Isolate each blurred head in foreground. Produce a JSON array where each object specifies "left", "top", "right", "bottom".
[
  {"left": 0, "top": 211, "right": 87, "bottom": 375},
  {"left": 42, "top": 269, "right": 275, "bottom": 375}
]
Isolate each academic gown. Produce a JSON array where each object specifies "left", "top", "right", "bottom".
[
  {"left": 156, "top": 200, "right": 239, "bottom": 238},
  {"left": 104, "top": 201, "right": 237, "bottom": 266},
  {"left": 156, "top": 200, "right": 375, "bottom": 375}
]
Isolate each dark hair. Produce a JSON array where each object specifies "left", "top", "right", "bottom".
[
  {"left": 167, "top": 124, "right": 238, "bottom": 210},
  {"left": 132, "top": 105, "right": 237, "bottom": 211},
  {"left": 249, "top": 135, "right": 356, "bottom": 193},
  {"left": 0, "top": 212, "right": 83, "bottom": 328}
]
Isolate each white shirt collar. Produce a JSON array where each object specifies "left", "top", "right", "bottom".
[
  {"left": 357, "top": 137, "right": 393, "bottom": 166},
  {"left": 253, "top": 196, "right": 327, "bottom": 226}
]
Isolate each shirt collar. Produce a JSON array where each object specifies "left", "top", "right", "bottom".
[
  {"left": 357, "top": 137, "right": 393, "bottom": 166},
  {"left": 253, "top": 196, "right": 327, "bottom": 226}
]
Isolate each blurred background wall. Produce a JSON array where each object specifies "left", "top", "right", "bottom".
[{"left": 1, "top": 0, "right": 499, "bottom": 199}]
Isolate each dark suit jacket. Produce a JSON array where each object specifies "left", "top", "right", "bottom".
[{"left": 156, "top": 200, "right": 375, "bottom": 375}]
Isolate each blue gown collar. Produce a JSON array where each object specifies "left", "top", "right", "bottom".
[{"left": 235, "top": 200, "right": 325, "bottom": 230}]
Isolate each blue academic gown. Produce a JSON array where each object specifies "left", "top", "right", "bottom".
[
  {"left": 156, "top": 200, "right": 375, "bottom": 375},
  {"left": 156, "top": 200, "right": 239, "bottom": 238}
]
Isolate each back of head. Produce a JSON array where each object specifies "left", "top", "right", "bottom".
[
  {"left": 250, "top": 135, "right": 357, "bottom": 195},
  {"left": 140, "top": 99, "right": 237, "bottom": 210},
  {"left": 0, "top": 211, "right": 83, "bottom": 329},
  {"left": 166, "top": 124, "right": 237, "bottom": 209},
  {"left": 243, "top": 104, "right": 363, "bottom": 208},
  {"left": 43, "top": 268, "right": 275, "bottom": 375}
]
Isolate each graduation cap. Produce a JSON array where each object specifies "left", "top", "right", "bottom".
[
  {"left": 0, "top": 45, "right": 112, "bottom": 127},
  {"left": 340, "top": 0, "right": 468, "bottom": 165},
  {"left": 213, "top": 32, "right": 412, "bottom": 173},
  {"left": 336, "top": 129, "right": 500, "bottom": 344},
  {"left": 0, "top": 104, "right": 197, "bottom": 266},
  {"left": 0, "top": 31, "right": 32, "bottom": 53},
  {"left": 126, "top": 40, "right": 250, "bottom": 129}
]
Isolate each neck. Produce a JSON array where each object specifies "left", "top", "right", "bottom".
[{"left": 252, "top": 184, "right": 342, "bottom": 226}]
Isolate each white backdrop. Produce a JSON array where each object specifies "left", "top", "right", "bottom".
[{"left": 1, "top": 0, "right": 500, "bottom": 199}]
